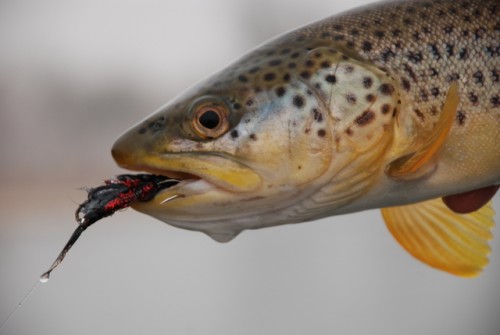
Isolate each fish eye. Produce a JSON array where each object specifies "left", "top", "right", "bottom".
[{"left": 192, "top": 103, "right": 229, "bottom": 139}]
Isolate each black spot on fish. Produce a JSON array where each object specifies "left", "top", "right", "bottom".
[
  {"left": 249, "top": 133, "right": 257, "bottom": 141},
  {"left": 402, "top": 78, "right": 411, "bottom": 91},
  {"left": 230, "top": 130, "right": 239, "bottom": 139},
  {"left": 420, "top": 89, "right": 429, "bottom": 102},
  {"left": 492, "top": 69, "right": 499, "bottom": 83},
  {"left": 304, "top": 60, "right": 315, "bottom": 68},
  {"left": 379, "top": 83, "right": 395, "bottom": 96},
  {"left": 392, "top": 29, "right": 402, "bottom": 37},
  {"left": 491, "top": 95, "right": 500, "bottom": 108},
  {"left": 431, "top": 87, "right": 440, "bottom": 97},
  {"left": 269, "top": 59, "right": 282, "bottom": 67},
  {"left": 456, "top": 111, "right": 466, "bottom": 125},
  {"left": 446, "top": 43, "right": 455, "bottom": 57},
  {"left": 346, "top": 93, "right": 357, "bottom": 105},
  {"left": 249, "top": 66, "right": 260, "bottom": 74},
  {"left": 355, "top": 110, "right": 375, "bottom": 126},
  {"left": 447, "top": 73, "right": 460, "bottom": 82},
  {"left": 288, "top": 62, "right": 297, "bottom": 69},
  {"left": 334, "top": 34, "right": 345, "bottom": 41},
  {"left": 300, "top": 71, "right": 311, "bottom": 79},
  {"left": 276, "top": 87, "right": 286, "bottom": 97},
  {"left": 430, "top": 68, "right": 439, "bottom": 77},
  {"left": 317, "top": 129, "right": 326, "bottom": 138},
  {"left": 458, "top": 48, "right": 469, "bottom": 60},
  {"left": 414, "top": 109, "right": 425, "bottom": 121},
  {"left": 264, "top": 73, "right": 276, "bottom": 81},
  {"left": 362, "top": 41, "right": 373, "bottom": 52},
  {"left": 429, "top": 43, "right": 441, "bottom": 60},
  {"left": 291, "top": 52, "right": 300, "bottom": 59},
  {"left": 233, "top": 103, "right": 241, "bottom": 110},
  {"left": 312, "top": 108, "right": 323, "bottom": 122},
  {"left": 407, "top": 51, "right": 423, "bottom": 64},
  {"left": 374, "top": 30, "right": 385, "bottom": 38},
  {"left": 325, "top": 74, "right": 336, "bottom": 84},
  {"left": 320, "top": 61, "right": 331, "bottom": 68},
  {"left": 293, "top": 95, "right": 305, "bottom": 108},
  {"left": 381, "top": 48, "right": 396, "bottom": 63},
  {"left": 485, "top": 45, "right": 500, "bottom": 57},
  {"left": 473, "top": 71, "right": 484, "bottom": 85},
  {"left": 381, "top": 104, "right": 391, "bottom": 114},
  {"left": 366, "top": 94, "right": 375, "bottom": 103},
  {"left": 237, "top": 74, "right": 249, "bottom": 83},
  {"left": 245, "top": 99, "right": 254, "bottom": 106},
  {"left": 403, "top": 64, "right": 418, "bottom": 83},
  {"left": 431, "top": 106, "right": 438, "bottom": 116},
  {"left": 363, "top": 77, "right": 373, "bottom": 89},
  {"left": 468, "top": 92, "right": 479, "bottom": 105},
  {"left": 283, "top": 73, "right": 291, "bottom": 82},
  {"left": 474, "top": 27, "right": 487, "bottom": 40}
]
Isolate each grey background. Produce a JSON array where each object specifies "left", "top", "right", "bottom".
[{"left": 1, "top": 1, "right": 499, "bottom": 334}]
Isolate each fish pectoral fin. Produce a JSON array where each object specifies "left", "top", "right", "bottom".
[
  {"left": 386, "top": 82, "right": 459, "bottom": 180},
  {"left": 381, "top": 198, "right": 495, "bottom": 277}
]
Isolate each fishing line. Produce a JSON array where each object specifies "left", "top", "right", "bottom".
[{"left": 0, "top": 278, "right": 46, "bottom": 332}]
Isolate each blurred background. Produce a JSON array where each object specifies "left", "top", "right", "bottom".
[{"left": 1, "top": 1, "right": 499, "bottom": 334}]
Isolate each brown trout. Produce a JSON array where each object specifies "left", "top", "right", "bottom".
[{"left": 112, "top": 0, "right": 500, "bottom": 277}]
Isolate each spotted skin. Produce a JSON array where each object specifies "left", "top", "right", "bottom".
[{"left": 113, "top": 0, "right": 499, "bottom": 240}]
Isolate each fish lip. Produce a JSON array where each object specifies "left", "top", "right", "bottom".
[
  {"left": 117, "top": 163, "right": 200, "bottom": 181},
  {"left": 115, "top": 152, "right": 263, "bottom": 193}
]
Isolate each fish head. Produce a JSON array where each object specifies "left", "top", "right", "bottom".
[{"left": 112, "top": 41, "right": 399, "bottom": 241}]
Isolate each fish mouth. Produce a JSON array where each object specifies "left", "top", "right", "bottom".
[{"left": 112, "top": 150, "right": 263, "bottom": 195}]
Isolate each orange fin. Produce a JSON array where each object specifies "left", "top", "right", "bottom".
[
  {"left": 381, "top": 198, "right": 495, "bottom": 277},
  {"left": 387, "top": 82, "right": 459, "bottom": 179}
]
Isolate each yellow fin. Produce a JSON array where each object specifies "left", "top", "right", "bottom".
[
  {"left": 381, "top": 198, "right": 495, "bottom": 277},
  {"left": 387, "top": 82, "right": 459, "bottom": 179}
]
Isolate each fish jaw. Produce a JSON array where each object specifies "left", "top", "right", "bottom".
[
  {"left": 112, "top": 149, "right": 263, "bottom": 194},
  {"left": 111, "top": 136, "right": 324, "bottom": 240}
]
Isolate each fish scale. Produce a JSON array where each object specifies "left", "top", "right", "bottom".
[{"left": 112, "top": 0, "right": 500, "bottom": 276}]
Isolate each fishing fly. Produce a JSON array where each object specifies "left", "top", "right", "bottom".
[
  {"left": 41, "top": 174, "right": 180, "bottom": 281},
  {"left": 0, "top": 173, "right": 179, "bottom": 331}
]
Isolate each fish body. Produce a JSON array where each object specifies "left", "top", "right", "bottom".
[{"left": 112, "top": 0, "right": 500, "bottom": 276}]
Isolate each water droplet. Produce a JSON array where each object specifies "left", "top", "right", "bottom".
[{"left": 39, "top": 273, "right": 49, "bottom": 284}]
